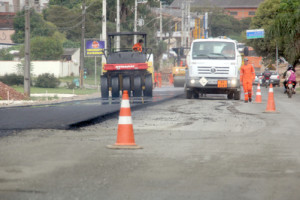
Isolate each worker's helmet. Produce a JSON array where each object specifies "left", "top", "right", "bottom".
[{"left": 244, "top": 57, "right": 248, "bottom": 61}]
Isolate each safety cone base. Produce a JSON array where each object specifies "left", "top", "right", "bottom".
[
  {"left": 106, "top": 144, "right": 143, "bottom": 149},
  {"left": 263, "top": 110, "right": 279, "bottom": 114}
]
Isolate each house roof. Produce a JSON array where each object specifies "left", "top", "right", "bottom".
[
  {"left": 0, "top": 13, "right": 15, "bottom": 29},
  {"left": 170, "top": 0, "right": 264, "bottom": 9},
  {"left": 63, "top": 48, "right": 79, "bottom": 56}
]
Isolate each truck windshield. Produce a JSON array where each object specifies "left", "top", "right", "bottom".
[{"left": 192, "top": 41, "right": 236, "bottom": 60}]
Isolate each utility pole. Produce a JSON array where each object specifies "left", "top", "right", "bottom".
[
  {"left": 187, "top": 2, "right": 191, "bottom": 47},
  {"left": 116, "top": 0, "right": 120, "bottom": 49},
  {"left": 181, "top": 2, "right": 184, "bottom": 46},
  {"left": 160, "top": 1, "right": 162, "bottom": 41},
  {"left": 80, "top": 0, "right": 86, "bottom": 88},
  {"left": 24, "top": 0, "right": 30, "bottom": 97},
  {"left": 276, "top": 44, "right": 278, "bottom": 72},
  {"left": 101, "top": 0, "right": 107, "bottom": 74},
  {"left": 204, "top": 12, "right": 208, "bottom": 38},
  {"left": 134, "top": 0, "right": 137, "bottom": 43}
]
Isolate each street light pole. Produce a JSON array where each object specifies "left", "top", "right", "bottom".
[
  {"left": 101, "top": 0, "right": 107, "bottom": 74},
  {"left": 160, "top": 1, "right": 162, "bottom": 41},
  {"left": 24, "top": 0, "right": 30, "bottom": 97},
  {"left": 134, "top": 0, "right": 137, "bottom": 43},
  {"left": 116, "top": 0, "right": 120, "bottom": 49},
  {"left": 181, "top": 2, "right": 184, "bottom": 46},
  {"left": 80, "top": 0, "right": 86, "bottom": 88}
]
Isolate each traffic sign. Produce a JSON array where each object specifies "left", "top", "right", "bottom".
[{"left": 246, "top": 29, "right": 264, "bottom": 39}]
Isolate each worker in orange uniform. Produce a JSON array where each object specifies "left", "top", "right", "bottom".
[
  {"left": 132, "top": 39, "right": 143, "bottom": 52},
  {"left": 240, "top": 57, "right": 255, "bottom": 103},
  {"left": 158, "top": 72, "right": 162, "bottom": 88},
  {"left": 154, "top": 71, "right": 158, "bottom": 87},
  {"left": 169, "top": 73, "right": 174, "bottom": 85}
]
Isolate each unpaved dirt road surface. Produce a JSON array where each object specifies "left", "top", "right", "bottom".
[{"left": 1, "top": 87, "right": 300, "bottom": 200}]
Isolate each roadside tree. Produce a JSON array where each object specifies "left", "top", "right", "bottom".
[
  {"left": 269, "top": 0, "right": 300, "bottom": 65},
  {"left": 246, "top": 0, "right": 281, "bottom": 60},
  {"left": 30, "top": 37, "right": 63, "bottom": 60},
  {"left": 12, "top": 9, "right": 57, "bottom": 43}
]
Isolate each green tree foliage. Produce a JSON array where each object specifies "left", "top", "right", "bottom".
[
  {"left": 210, "top": 13, "right": 240, "bottom": 37},
  {"left": 12, "top": 9, "right": 57, "bottom": 43},
  {"left": 30, "top": 37, "right": 63, "bottom": 60},
  {"left": 192, "top": 7, "right": 251, "bottom": 41},
  {"left": 246, "top": 0, "right": 281, "bottom": 59},
  {"left": 49, "top": 0, "right": 81, "bottom": 9},
  {"left": 43, "top": 0, "right": 169, "bottom": 70},
  {"left": 269, "top": 0, "right": 300, "bottom": 65},
  {"left": 0, "top": 47, "right": 14, "bottom": 60}
]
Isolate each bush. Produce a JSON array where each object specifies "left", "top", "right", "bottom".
[
  {"left": 66, "top": 81, "right": 76, "bottom": 89},
  {"left": 0, "top": 73, "right": 24, "bottom": 85},
  {"left": 35, "top": 73, "right": 60, "bottom": 88}
]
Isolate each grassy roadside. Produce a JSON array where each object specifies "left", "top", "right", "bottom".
[
  {"left": 12, "top": 86, "right": 98, "bottom": 95},
  {"left": 59, "top": 76, "right": 100, "bottom": 86}
]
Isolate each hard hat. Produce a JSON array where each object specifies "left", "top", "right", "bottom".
[{"left": 244, "top": 57, "right": 248, "bottom": 61}]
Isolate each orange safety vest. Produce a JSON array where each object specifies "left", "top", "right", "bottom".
[
  {"left": 132, "top": 43, "right": 142, "bottom": 52},
  {"left": 240, "top": 64, "right": 255, "bottom": 82}
]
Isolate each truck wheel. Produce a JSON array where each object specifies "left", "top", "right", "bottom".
[
  {"left": 234, "top": 91, "right": 241, "bottom": 100},
  {"left": 185, "top": 90, "right": 192, "bottom": 99},
  {"left": 100, "top": 75, "right": 109, "bottom": 98},
  {"left": 193, "top": 92, "right": 199, "bottom": 99},
  {"left": 123, "top": 76, "right": 131, "bottom": 95},
  {"left": 144, "top": 74, "right": 153, "bottom": 97},
  {"left": 111, "top": 77, "right": 120, "bottom": 98},
  {"left": 227, "top": 92, "right": 234, "bottom": 99},
  {"left": 133, "top": 76, "right": 142, "bottom": 97}
]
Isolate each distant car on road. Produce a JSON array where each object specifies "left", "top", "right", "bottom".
[
  {"left": 260, "top": 70, "right": 280, "bottom": 87},
  {"left": 270, "top": 71, "right": 280, "bottom": 87},
  {"left": 254, "top": 72, "right": 262, "bottom": 85}
]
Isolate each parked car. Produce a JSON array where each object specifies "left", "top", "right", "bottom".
[
  {"left": 259, "top": 71, "right": 280, "bottom": 87},
  {"left": 270, "top": 71, "right": 280, "bottom": 87},
  {"left": 254, "top": 72, "right": 262, "bottom": 85}
]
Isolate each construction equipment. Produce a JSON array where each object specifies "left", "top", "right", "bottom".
[
  {"left": 101, "top": 32, "right": 153, "bottom": 98},
  {"left": 171, "top": 47, "right": 190, "bottom": 87}
]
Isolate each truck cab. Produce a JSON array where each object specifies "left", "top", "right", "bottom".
[{"left": 185, "top": 37, "right": 242, "bottom": 99}]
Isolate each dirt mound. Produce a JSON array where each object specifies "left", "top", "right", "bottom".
[{"left": 0, "top": 82, "right": 26, "bottom": 100}]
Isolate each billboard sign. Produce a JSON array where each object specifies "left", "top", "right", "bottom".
[
  {"left": 246, "top": 29, "right": 264, "bottom": 39},
  {"left": 85, "top": 39, "right": 105, "bottom": 57}
]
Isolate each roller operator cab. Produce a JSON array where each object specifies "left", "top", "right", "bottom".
[
  {"left": 100, "top": 32, "right": 153, "bottom": 98},
  {"left": 185, "top": 37, "right": 242, "bottom": 99}
]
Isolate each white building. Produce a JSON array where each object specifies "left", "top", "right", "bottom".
[
  {"left": 0, "top": 48, "right": 80, "bottom": 77},
  {"left": 0, "top": 0, "right": 49, "bottom": 13}
]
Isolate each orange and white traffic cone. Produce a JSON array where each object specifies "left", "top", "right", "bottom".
[
  {"left": 254, "top": 83, "right": 262, "bottom": 103},
  {"left": 264, "top": 84, "right": 277, "bottom": 113},
  {"left": 107, "top": 90, "right": 142, "bottom": 149}
]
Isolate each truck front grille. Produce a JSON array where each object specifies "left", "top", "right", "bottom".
[{"left": 197, "top": 66, "right": 229, "bottom": 75}]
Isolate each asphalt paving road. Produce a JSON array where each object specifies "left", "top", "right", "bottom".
[
  {"left": 0, "top": 88, "right": 183, "bottom": 131},
  {"left": 0, "top": 86, "right": 300, "bottom": 200}
]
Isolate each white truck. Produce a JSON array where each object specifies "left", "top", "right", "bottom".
[{"left": 185, "top": 37, "right": 242, "bottom": 100}]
